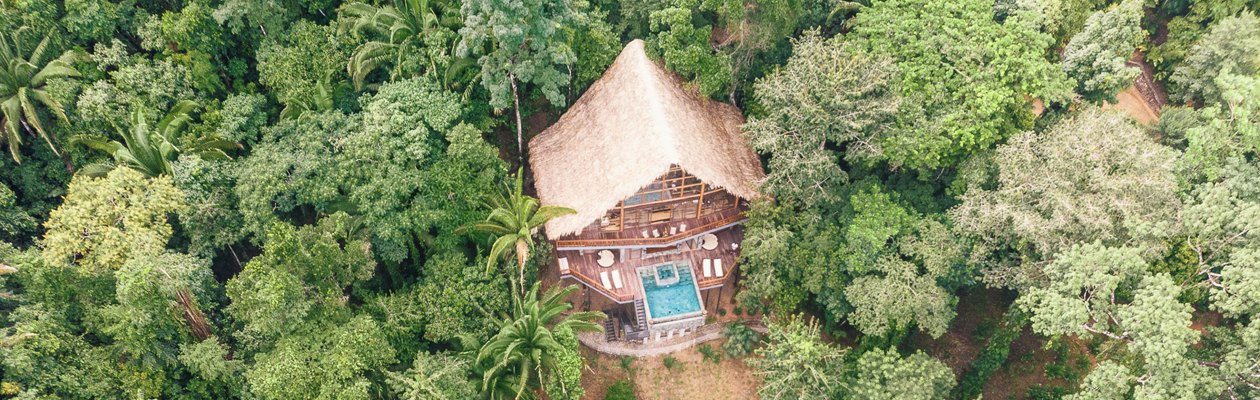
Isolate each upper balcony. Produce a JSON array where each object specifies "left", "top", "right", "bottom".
[{"left": 553, "top": 189, "right": 747, "bottom": 250}]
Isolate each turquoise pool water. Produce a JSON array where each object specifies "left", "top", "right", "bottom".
[{"left": 639, "top": 264, "right": 702, "bottom": 321}]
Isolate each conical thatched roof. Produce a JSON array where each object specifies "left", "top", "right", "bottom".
[{"left": 529, "top": 40, "right": 765, "bottom": 239}]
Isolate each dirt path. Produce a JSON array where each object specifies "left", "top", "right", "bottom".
[{"left": 1102, "top": 86, "right": 1159, "bottom": 126}]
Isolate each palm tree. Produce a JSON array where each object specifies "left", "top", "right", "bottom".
[
  {"left": 463, "top": 168, "right": 575, "bottom": 293},
  {"left": 0, "top": 29, "right": 83, "bottom": 170},
  {"left": 73, "top": 100, "right": 239, "bottom": 177},
  {"left": 474, "top": 282, "right": 603, "bottom": 399},
  {"left": 342, "top": 0, "right": 474, "bottom": 92}
]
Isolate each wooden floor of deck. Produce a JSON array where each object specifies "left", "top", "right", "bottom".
[
  {"left": 556, "top": 226, "right": 744, "bottom": 303},
  {"left": 556, "top": 205, "right": 745, "bottom": 249}
]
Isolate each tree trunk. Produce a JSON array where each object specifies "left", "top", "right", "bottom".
[
  {"left": 516, "top": 240, "right": 529, "bottom": 295},
  {"left": 510, "top": 72, "right": 524, "bottom": 169}
]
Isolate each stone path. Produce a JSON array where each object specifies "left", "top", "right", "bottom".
[{"left": 578, "top": 320, "right": 767, "bottom": 357}]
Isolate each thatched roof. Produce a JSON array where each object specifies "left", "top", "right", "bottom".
[{"left": 529, "top": 40, "right": 765, "bottom": 239}]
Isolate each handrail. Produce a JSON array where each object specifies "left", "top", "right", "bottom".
[
  {"left": 565, "top": 267, "right": 635, "bottom": 303},
  {"left": 556, "top": 212, "right": 747, "bottom": 249}
]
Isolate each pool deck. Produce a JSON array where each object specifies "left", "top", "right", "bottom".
[{"left": 554, "top": 226, "right": 742, "bottom": 303}]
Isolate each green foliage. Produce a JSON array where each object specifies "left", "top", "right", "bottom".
[
  {"left": 952, "top": 108, "right": 1180, "bottom": 287},
  {"left": 472, "top": 283, "right": 603, "bottom": 399},
  {"left": 1168, "top": 12, "right": 1260, "bottom": 105},
  {"left": 1061, "top": 0, "right": 1145, "bottom": 103},
  {"left": 722, "top": 321, "right": 761, "bottom": 358},
  {"left": 256, "top": 21, "right": 356, "bottom": 113},
  {"left": 464, "top": 168, "right": 574, "bottom": 288},
  {"left": 0, "top": 30, "right": 83, "bottom": 164},
  {"left": 604, "top": 379, "right": 636, "bottom": 400},
  {"left": 225, "top": 213, "right": 375, "bottom": 348},
  {"left": 244, "top": 315, "right": 397, "bottom": 400},
  {"left": 386, "top": 351, "right": 478, "bottom": 400},
  {"left": 646, "top": 0, "right": 733, "bottom": 98},
  {"left": 751, "top": 315, "right": 846, "bottom": 400},
  {"left": 42, "top": 168, "right": 185, "bottom": 271},
  {"left": 698, "top": 343, "right": 722, "bottom": 363},
  {"left": 341, "top": 0, "right": 465, "bottom": 91},
  {"left": 847, "top": 347, "right": 955, "bottom": 400},
  {"left": 852, "top": 0, "right": 1072, "bottom": 170},
  {"left": 458, "top": 0, "right": 578, "bottom": 109},
  {"left": 74, "top": 100, "right": 240, "bottom": 178},
  {"left": 662, "top": 355, "right": 681, "bottom": 370},
  {"left": 957, "top": 307, "right": 1028, "bottom": 400},
  {"left": 545, "top": 326, "right": 586, "bottom": 400},
  {"left": 744, "top": 30, "right": 900, "bottom": 206}
]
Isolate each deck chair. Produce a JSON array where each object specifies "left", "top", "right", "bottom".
[
  {"left": 652, "top": 229, "right": 661, "bottom": 237},
  {"left": 715, "top": 259, "right": 725, "bottom": 277},
  {"left": 670, "top": 226, "right": 678, "bottom": 235},
  {"left": 558, "top": 257, "right": 570, "bottom": 275},
  {"left": 641, "top": 230, "right": 650, "bottom": 238},
  {"left": 600, "top": 271, "right": 612, "bottom": 289},
  {"left": 680, "top": 223, "right": 687, "bottom": 232},
  {"left": 703, "top": 259, "right": 713, "bottom": 278},
  {"left": 611, "top": 270, "right": 624, "bottom": 289}
]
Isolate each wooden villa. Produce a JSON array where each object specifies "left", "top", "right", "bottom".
[{"left": 529, "top": 40, "right": 764, "bottom": 342}]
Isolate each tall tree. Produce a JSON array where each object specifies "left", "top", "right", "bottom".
[
  {"left": 1169, "top": 12, "right": 1260, "bottom": 105},
  {"left": 851, "top": 0, "right": 1072, "bottom": 171},
  {"left": 847, "top": 347, "right": 956, "bottom": 400},
  {"left": 0, "top": 30, "right": 82, "bottom": 170},
  {"left": 458, "top": 0, "right": 578, "bottom": 164},
  {"left": 951, "top": 108, "right": 1180, "bottom": 288},
  {"left": 472, "top": 283, "right": 602, "bottom": 399},
  {"left": 1061, "top": 0, "right": 1146, "bottom": 103},
  {"left": 342, "top": 0, "right": 468, "bottom": 91},
  {"left": 41, "top": 168, "right": 185, "bottom": 272},
  {"left": 750, "top": 315, "right": 847, "bottom": 400},
  {"left": 743, "top": 30, "right": 901, "bottom": 207},
  {"left": 73, "top": 100, "right": 239, "bottom": 178},
  {"left": 464, "top": 168, "right": 574, "bottom": 292}
]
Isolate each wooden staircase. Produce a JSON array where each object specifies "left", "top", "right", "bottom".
[
  {"left": 603, "top": 318, "right": 617, "bottom": 342},
  {"left": 633, "top": 299, "right": 649, "bottom": 332}
]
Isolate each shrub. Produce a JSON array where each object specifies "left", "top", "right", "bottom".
[
  {"left": 721, "top": 322, "right": 761, "bottom": 358},
  {"left": 662, "top": 356, "right": 681, "bottom": 370},
  {"left": 698, "top": 344, "right": 722, "bottom": 363},
  {"left": 956, "top": 308, "right": 1028, "bottom": 399},
  {"left": 619, "top": 356, "right": 634, "bottom": 372},
  {"left": 605, "top": 379, "right": 635, "bottom": 400}
]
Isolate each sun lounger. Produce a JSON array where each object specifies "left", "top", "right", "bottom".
[
  {"left": 642, "top": 230, "right": 650, "bottom": 238},
  {"left": 715, "top": 259, "right": 724, "bottom": 277},
  {"left": 600, "top": 271, "right": 612, "bottom": 289},
  {"left": 670, "top": 226, "right": 678, "bottom": 235},
  {"left": 703, "top": 259, "right": 713, "bottom": 278},
  {"left": 558, "top": 257, "right": 570, "bottom": 275},
  {"left": 612, "top": 270, "right": 624, "bottom": 289},
  {"left": 652, "top": 229, "right": 661, "bottom": 237},
  {"left": 680, "top": 223, "right": 687, "bottom": 232}
]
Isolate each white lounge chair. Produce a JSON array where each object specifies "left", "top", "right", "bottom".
[
  {"left": 715, "top": 259, "right": 725, "bottom": 277},
  {"left": 558, "top": 257, "right": 570, "bottom": 275},
  {"left": 679, "top": 223, "right": 687, "bottom": 232},
  {"left": 611, "top": 270, "right": 624, "bottom": 289},
  {"left": 703, "top": 259, "right": 713, "bottom": 278},
  {"left": 652, "top": 229, "right": 661, "bottom": 237},
  {"left": 600, "top": 271, "right": 612, "bottom": 289},
  {"left": 670, "top": 226, "right": 678, "bottom": 235},
  {"left": 641, "top": 230, "right": 650, "bottom": 238}
]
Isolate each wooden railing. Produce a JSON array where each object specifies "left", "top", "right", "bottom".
[
  {"left": 565, "top": 267, "right": 636, "bottom": 303},
  {"left": 555, "top": 212, "right": 747, "bottom": 249}
]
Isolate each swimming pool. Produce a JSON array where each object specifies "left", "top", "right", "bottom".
[{"left": 639, "top": 263, "right": 703, "bottom": 322}]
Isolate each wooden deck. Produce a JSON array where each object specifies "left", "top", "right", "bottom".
[
  {"left": 554, "top": 203, "right": 745, "bottom": 249},
  {"left": 556, "top": 226, "right": 744, "bottom": 303}
]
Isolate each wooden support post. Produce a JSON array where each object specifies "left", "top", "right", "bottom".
[
  {"left": 696, "top": 184, "right": 707, "bottom": 217},
  {"left": 619, "top": 200, "right": 625, "bottom": 232}
]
